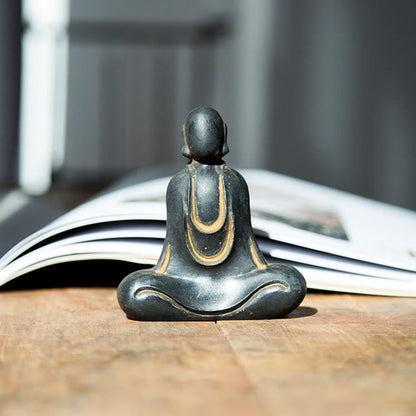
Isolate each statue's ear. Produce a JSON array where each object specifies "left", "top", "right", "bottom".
[
  {"left": 222, "top": 122, "right": 229, "bottom": 156},
  {"left": 181, "top": 124, "right": 191, "bottom": 158}
]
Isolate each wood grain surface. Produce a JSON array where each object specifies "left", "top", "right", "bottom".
[{"left": 0, "top": 288, "right": 415, "bottom": 416}]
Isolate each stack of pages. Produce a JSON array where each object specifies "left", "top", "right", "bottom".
[{"left": 1, "top": 170, "right": 415, "bottom": 296}]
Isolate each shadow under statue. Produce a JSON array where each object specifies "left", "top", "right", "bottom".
[{"left": 117, "top": 106, "right": 306, "bottom": 320}]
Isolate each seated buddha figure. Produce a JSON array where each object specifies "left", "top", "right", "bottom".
[{"left": 117, "top": 106, "right": 306, "bottom": 320}]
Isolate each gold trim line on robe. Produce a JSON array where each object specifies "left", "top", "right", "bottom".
[{"left": 188, "top": 164, "right": 227, "bottom": 234}]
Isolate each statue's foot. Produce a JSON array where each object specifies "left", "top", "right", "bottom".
[{"left": 117, "top": 265, "right": 306, "bottom": 321}]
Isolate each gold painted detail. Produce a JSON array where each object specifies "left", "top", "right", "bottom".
[
  {"left": 155, "top": 244, "right": 171, "bottom": 274},
  {"left": 186, "top": 213, "right": 234, "bottom": 266},
  {"left": 134, "top": 281, "right": 289, "bottom": 313},
  {"left": 249, "top": 238, "right": 267, "bottom": 270},
  {"left": 188, "top": 164, "right": 227, "bottom": 234}
]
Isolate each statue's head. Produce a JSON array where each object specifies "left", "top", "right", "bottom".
[{"left": 182, "top": 106, "right": 229, "bottom": 164}]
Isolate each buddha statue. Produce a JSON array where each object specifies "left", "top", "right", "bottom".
[{"left": 117, "top": 106, "right": 306, "bottom": 320}]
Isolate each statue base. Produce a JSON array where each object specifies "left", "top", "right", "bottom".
[{"left": 117, "top": 264, "right": 306, "bottom": 321}]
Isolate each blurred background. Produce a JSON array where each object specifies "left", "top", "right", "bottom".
[{"left": 1, "top": 0, "right": 415, "bottom": 218}]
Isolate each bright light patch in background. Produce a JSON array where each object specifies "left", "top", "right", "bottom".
[
  {"left": 19, "top": 0, "right": 69, "bottom": 195},
  {"left": 0, "top": 190, "right": 29, "bottom": 224}
]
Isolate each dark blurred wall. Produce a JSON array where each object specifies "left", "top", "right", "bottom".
[
  {"left": 0, "top": 0, "right": 21, "bottom": 185},
  {"left": 61, "top": 0, "right": 230, "bottom": 183},
  {"left": 261, "top": 0, "right": 416, "bottom": 210},
  {"left": 19, "top": 0, "right": 416, "bottom": 210}
]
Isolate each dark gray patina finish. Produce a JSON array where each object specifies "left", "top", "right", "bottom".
[{"left": 118, "top": 106, "right": 306, "bottom": 320}]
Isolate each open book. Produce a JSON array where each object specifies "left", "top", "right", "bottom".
[{"left": 1, "top": 169, "right": 415, "bottom": 296}]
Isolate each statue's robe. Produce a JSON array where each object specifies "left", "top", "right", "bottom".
[{"left": 118, "top": 162, "right": 306, "bottom": 320}]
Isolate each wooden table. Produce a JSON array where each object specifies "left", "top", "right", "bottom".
[{"left": 0, "top": 288, "right": 415, "bottom": 415}]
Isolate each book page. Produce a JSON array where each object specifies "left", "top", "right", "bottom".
[{"left": 245, "top": 170, "right": 416, "bottom": 272}]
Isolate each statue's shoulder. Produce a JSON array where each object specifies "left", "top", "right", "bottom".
[
  {"left": 223, "top": 165, "right": 249, "bottom": 190},
  {"left": 167, "top": 166, "right": 189, "bottom": 193},
  {"left": 224, "top": 164, "right": 244, "bottom": 179}
]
